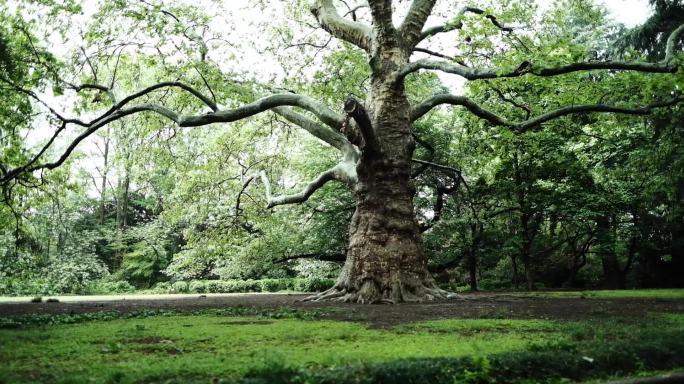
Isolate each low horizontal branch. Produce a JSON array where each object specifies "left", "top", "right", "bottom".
[
  {"left": 411, "top": 159, "right": 461, "bottom": 176},
  {"left": 273, "top": 106, "right": 353, "bottom": 153},
  {"left": 404, "top": 22, "right": 684, "bottom": 80},
  {"left": 399, "top": 58, "right": 678, "bottom": 81},
  {"left": 259, "top": 159, "right": 359, "bottom": 209},
  {"left": 411, "top": 93, "right": 684, "bottom": 131},
  {"left": 410, "top": 94, "right": 509, "bottom": 124},
  {"left": 1, "top": 80, "right": 344, "bottom": 185},
  {"left": 180, "top": 93, "right": 343, "bottom": 129}
]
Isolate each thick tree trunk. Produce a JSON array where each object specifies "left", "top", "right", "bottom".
[
  {"left": 99, "top": 133, "right": 110, "bottom": 226},
  {"left": 522, "top": 257, "right": 534, "bottom": 291},
  {"left": 467, "top": 223, "right": 480, "bottom": 291},
  {"left": 468, "top": 252, "right": 478, "bottom": 292},
  {"left": 326, "top": 166, "right": 447, "bottom": 303},
  {"left": 307, "top": 51, "right": 449, "bottom": 303},
  {"left": 597, "top": 215, "right": 623, "bottom": 289},
  {"left": 511, "top": 253, "right": 520, "bottom": 288}
]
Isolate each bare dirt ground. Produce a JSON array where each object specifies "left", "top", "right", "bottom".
[{"left": 1, "top": 292, "right": 683, "bottom": 327}]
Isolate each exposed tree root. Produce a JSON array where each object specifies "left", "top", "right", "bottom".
[{"left": 301, "top": 278, "right": 460, "bottom": 304}]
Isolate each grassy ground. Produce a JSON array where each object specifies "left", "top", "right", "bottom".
[
  {"left": 1, "top": 290, "right": 683, "bottom": 383},
  {"left": 514, "top": 288, "right": 684, "bottom": 300},
  {"left": 1, "top": 309, "right": 683, "bottom": 383},
  {"left": 0, "top": 316, "right": 544, "bottom": 382}
]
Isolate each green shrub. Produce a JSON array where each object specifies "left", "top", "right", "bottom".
[
  {"left": 202, "top": 280, "right": 224, "bottom": 293},
  {"left": 85, "top": 280, "right": 136, "bottom": 294},
  {"left": 150, "top": 281, "right": 171, "bottom": 293},
  {"left": 260, "top": 279, "right": 288, "bottom": 292},
  {"left": 295, "top": 278, "right": 334, "bottom": 292},
  {"left": 46, "top": 245, "right": 109, "bottom": 294},
  {"left": 285, "top": 279, "right": 298, "bottom": 290},
  {"left": 170, "top": 281, "right": 189, "bottom": 293},
  {"left": 242, "top": 279, "right": 262, "bottom": 292},
  {"left": 145, "top": 278, "right": 333, "bottom": 295},
  {"left": 189, "top": 280, "right": 207, "bottom": 293},
  {"left": 0, "top": 278, "right": 58, "bottom": 296}
]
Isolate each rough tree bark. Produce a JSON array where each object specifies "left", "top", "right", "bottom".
[
  {"left": 597, "top": 215, "right": 624, "bottom": 289},
  {"left": 307, "top": 2, "right": 449, "bottom": 303}
]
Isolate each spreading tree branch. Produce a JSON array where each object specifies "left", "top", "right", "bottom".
[
  {"left": 487, "top": 84, "right": 532, "bottom": 119},
  {"left": 418, "top": 6, "right": 513, "bottom": 43},
  {"left": 310, "top": 0, "right": 371, "bottom": 51},
  {"left": 400, "top": 0, "right": 437, "bottom": 49},
  {"left": 413, "top": 47, "right": 468, "bottom": 66},
  {"left": 411, "top": 159, "right": 462, "bottom": 177},
  {"left": 399, "top": 57, "right": 678, "bottom": 81},
  {"left": 411, "top": 94, "right": 509, "bottom": 125},
  {"left": 419, "top": 181, "right": 459, "bottom": 233},
  {"left": 103, "top": 81, "right": 218, "bottom": 113},
  {"left": 402, "top": 22, "right": 684, "bottom": 81},
  {"left": 67, "top": 83, "right": 117, "bottom": 104},
  {"left": 1, "top": 81, "right": 345, "bottom": 184},
  {"left": 411, "top": 93, "right": 684, "bottom": 131},
  {"left": 666, "top": 23, "right": 684, "bottom": 62},
  {"left": 412, "top": 159, "right": 464, "bottom": 233},
  {"left": 259, "top": 167, "right": 340, "bottom": 208},
  {"left": 367, "top": 0, "right": 395, "bottom": 39},
  {"left": 273, "top": 106, "right": 355, "bottom": 155}
]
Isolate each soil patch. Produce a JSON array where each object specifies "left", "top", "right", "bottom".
[{"left": 1, "top": 292, "right": 683, "bottom": 328}]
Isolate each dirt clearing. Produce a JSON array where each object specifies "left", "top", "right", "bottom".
[{"left": 1, "top": 292, "right": 683, "bottom": 327}]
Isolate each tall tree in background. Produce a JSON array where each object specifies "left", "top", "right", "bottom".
[{"left": 2, "top": 0, "right": 684, "bottom": 302}]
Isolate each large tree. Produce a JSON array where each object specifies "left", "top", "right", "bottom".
[{"left": 2, "top": 0, "right": 684, "bottom": 302}]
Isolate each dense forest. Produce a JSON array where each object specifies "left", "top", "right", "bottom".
[{"left": 1, "top": 0, "right": 683, "bottom": 299}]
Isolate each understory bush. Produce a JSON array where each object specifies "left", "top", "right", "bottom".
[
  {"left": 0, "top": 277, "right": 336, "bottom": 296},
  {"left": 0, "top": 277, "right": 57, "bottom": 296},
  {"left": 84, "top": 280, "right": 136, "bottom": 294},
  {"left": 149, "top": 277, "right": 334, "bottom": 294}
]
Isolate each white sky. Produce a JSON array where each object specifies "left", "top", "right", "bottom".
[{"left": 599, "top": 0, "right": 652, "bottom": 27}]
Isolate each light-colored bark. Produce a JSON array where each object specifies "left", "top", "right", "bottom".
[
  {"left": 310, "top": 0, "right": 371, "bottom": 51},
  {"left": 367, "top": 0, "right": 396, "bottom": 42},
  {"left": 411, "top": 93, "right": 684, "bottom": 131},
  {"left": 259, "top": 163, "right": 356, "bottom": 209},
  {"left": 399, "top": 58, "right": 678, "bottom": 81},
  {"left": 400, "top": 0, "right": 437, "bottom": 48}
]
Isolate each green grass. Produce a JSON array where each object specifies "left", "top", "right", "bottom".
[
  {"left": 515, "top": 288, "right": 684, "bottom": 299},
  {"left": 0, "top": 312, "right": 682, "bottom": 383},
  {"left": 0, "top": 316, "right": 552, "bottom": 383}
]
